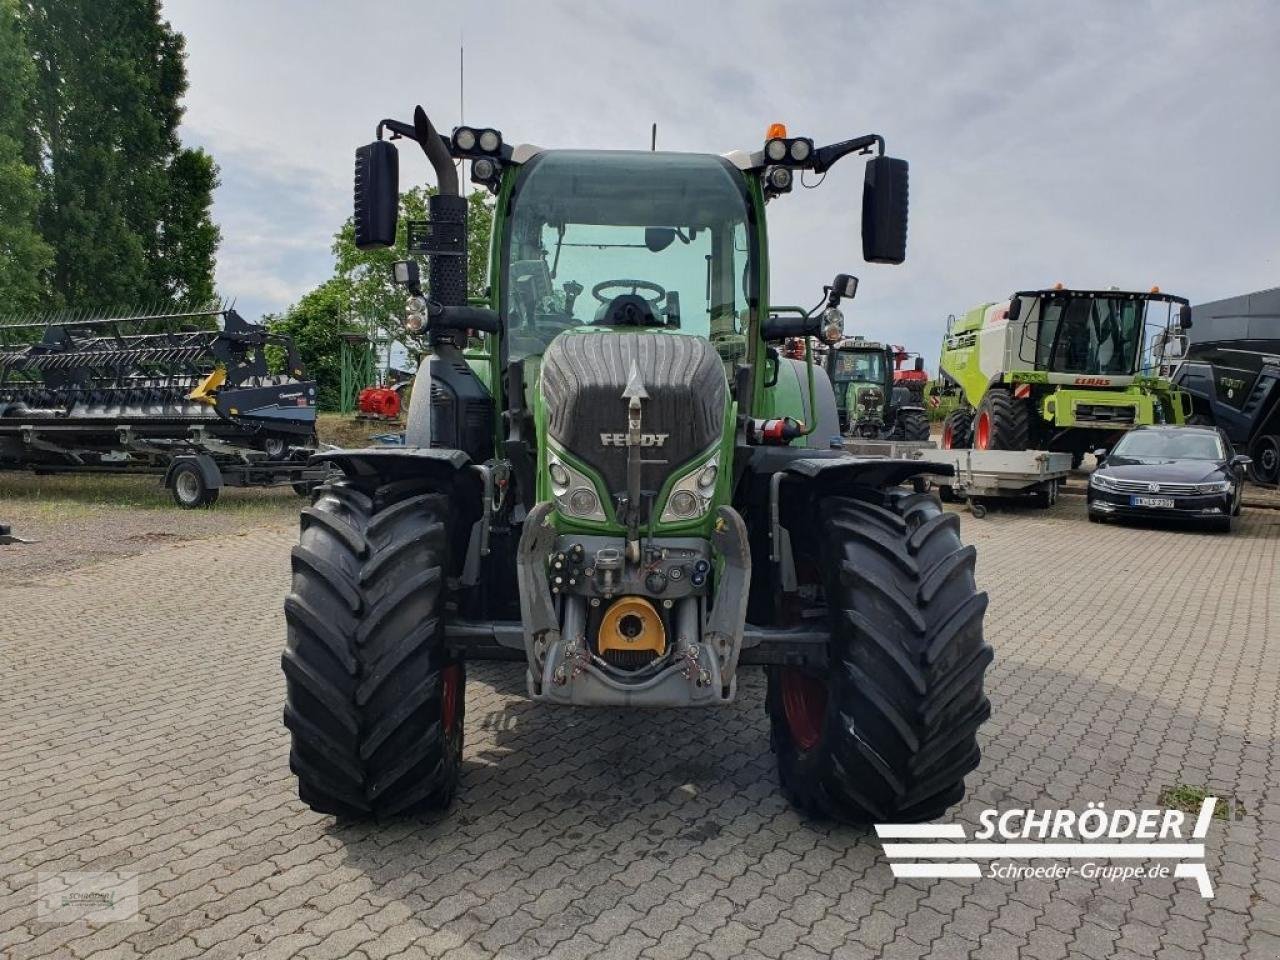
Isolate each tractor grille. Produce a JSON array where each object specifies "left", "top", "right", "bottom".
[
  {"left": 1104, "top": 478, "right": 1199, "bottom": 495},
  {"left": 600, "top": 648, "right": 660, "bottom": 671},
  {"left": 541, "top": 332, "right": 726, "bottom": 499},
  {"left": 1074, "top": 403, "right": 1137, "bottom": 424}
]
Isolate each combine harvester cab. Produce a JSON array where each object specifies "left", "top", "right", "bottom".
[
  {"left": 937, "top": 286, "right": 1194, "bottom": 465},
  {"left": 0, "top": 307, "right": 321, "bottom": 506}
]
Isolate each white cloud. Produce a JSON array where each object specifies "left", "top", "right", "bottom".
[{"left": 163, "top": 0, "right": 1279, "bottom": 363}]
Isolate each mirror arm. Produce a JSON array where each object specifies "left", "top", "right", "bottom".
[
  {"left": 434, "top": 303, "right": 500, "bottom": 335},
  {"left": 761, "top": 314, "right": 820, "bottom": 342},
  {"left": 812, "top": 133, "right": 883, "bottom": 175},
  {"left": 378, "top": 118, "right": 453, "bottom": 156},
  {"left": 376, "top": 113, "right": 458, "bottom": 195},
  {"left": 378, "top": 118, "right": 418, "bottom": 141}
]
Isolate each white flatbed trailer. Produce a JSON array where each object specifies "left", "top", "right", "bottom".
[{"left": 842, "top": 439, "right": 1074, "bottom": 517}]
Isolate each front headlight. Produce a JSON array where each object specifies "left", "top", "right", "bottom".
[
  {"left": 546, "top": 449, "right": 606, "bottom": 522},
  {"left": 1089, "top": 472, "right": 1117, "bottom": 491},
  {"left": 1196, "top": 480, "right": 1231, "bottom": 494},
  {"left": 660, "top": 451, "right": 720, "bottom": 524}
]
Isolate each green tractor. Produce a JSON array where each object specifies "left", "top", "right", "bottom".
[
  {"left": 828, "top": 337, "right": 930, "bottom": 440},
  {"left": 280, "top": 107, "right": 991, "bottom": 824},
  {"left": 937, "top": 287, "right": 1194, "bottom": 464}
]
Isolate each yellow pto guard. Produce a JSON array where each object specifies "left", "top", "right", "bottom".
[{"left": 598, "top": 596, "right": 667, "bottom": 659}]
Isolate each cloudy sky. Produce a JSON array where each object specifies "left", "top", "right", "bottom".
[{"left": 162, "top": 0, "right": 1278, "bottom": 364}]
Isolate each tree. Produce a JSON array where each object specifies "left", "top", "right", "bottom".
[
  {"left": 331, "top": 186, "right": 494, "bottom": 348},
  {"left": 266, "top": 279, "right": 360, "bottom": 411},
  {"left": 23, "top": 0, "right": 219, "bottom": 309},
  {"left": 270, "top": 187, "right": 494, "bottom": 410},
  {"left": 0, "top": 0, "right": 52, "bottom": 310}
]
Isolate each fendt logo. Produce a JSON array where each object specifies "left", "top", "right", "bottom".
[{"left": 600, "top": 433, "right": 669, "bottom": 447}]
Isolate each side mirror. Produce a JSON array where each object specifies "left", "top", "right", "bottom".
[
  {"left": 1180, "top": 303, "right": 1193, "bottom": 329},
  {"left": 644, "top": 227, "right": 676, "bottom": 252},
  {"left": 862, "top": 155, "right": 909, "bottom": 264},
  {"left": 1007, "top": 297, "right": 1022, "bottom": 323},
  {"left": 1092, "top": 447, "right": 1108, "bottom": 460},
  {"left": 1230, "top": 454, "right": 1252, "bottom": 470},
  {"left": 354, "top": 140, "right": 399, "bottom": 249},
  {"left": 914, "top": 357, "right": 925, "bottom": 372}
]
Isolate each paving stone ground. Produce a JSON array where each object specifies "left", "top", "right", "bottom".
[{"left": 1, "top": 496, "right": 1278, "bottom": 959}]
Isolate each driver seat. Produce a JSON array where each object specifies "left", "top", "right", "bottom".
[{"left": 592, "top": 293, "right": 661, "bottom": 327}]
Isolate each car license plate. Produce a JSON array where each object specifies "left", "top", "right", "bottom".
[{"left": 1130, "top": 495, "right": 1175, "bottom": 508}]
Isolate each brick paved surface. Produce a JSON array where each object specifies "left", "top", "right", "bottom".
[{"left": 1, "top": 501, "right": 1278, "bottom": 959}]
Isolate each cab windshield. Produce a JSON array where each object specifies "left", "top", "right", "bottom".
[
  {"left": 1026, "top": 293, "right": 1150, "bottom": 375},
  {"left": 503, "top": 151, "right": 754, "bottom": 360},
  {"left": 832, "top": 350, "right": 884, "bottom": 383}
]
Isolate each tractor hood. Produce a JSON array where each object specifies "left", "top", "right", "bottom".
[{"left": 540, "top": 331, "right": 726, "bottom": 502}]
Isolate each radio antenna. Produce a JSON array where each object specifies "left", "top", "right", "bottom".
[{"left": 651, "top": 123, "right": 657, "bottom": 151}]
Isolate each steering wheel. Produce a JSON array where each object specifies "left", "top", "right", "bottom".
[{"left": 592, "top": 279, "right": 666, "bottom": 305}]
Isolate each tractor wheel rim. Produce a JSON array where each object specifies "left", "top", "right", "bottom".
[
  {"left": 441, "top": 664, "right": 462, "bottom": 736},
  {"left": 780, "top": 668, "right": 827, "bottom": 752},
  {"left": 975, "top": 411, "right": 992, "bottom": 449}
]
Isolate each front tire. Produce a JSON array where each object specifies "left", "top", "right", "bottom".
[
  {"left": 973, "top": 388, "right": 1031, "bottom": 451},
  {"left": 767, "top": 491, "right": 992, "bottom": 823},
  {"left": 940, "top": 408, "right": 972, "bottom": 449},
  {"left": 894, "top": 410, "right": 931, "bottom": 442},
  {"left": 282, "top": 479, "right": 464, "bottom": 818}
]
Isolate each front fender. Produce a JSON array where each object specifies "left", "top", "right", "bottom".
[
  {"left": 310, "top": 447, "right": 471, "bottom": 486},
  {"left": 782, "top": 453, "right": 955, "bottom": 496}
]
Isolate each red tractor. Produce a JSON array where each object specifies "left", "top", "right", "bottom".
[{"left": 891, "top": 346, "right": 928, "bottom": 405}]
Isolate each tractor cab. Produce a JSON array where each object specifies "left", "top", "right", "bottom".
[
  {"left": 828, "top": 338, "right": 889, "bottom": 430},
  {"left": 502, "top": 150, "right": 756, "bottom": 372}
]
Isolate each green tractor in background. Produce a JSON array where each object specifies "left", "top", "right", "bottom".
[
  {"left": 828, "top": 336, "right": 931, "bottom": 441},
  {"left": 280, "top": 107, "right": 991, "bottom": 824},
  {"left": 937, "top": 287, "right": 1194, "bottom": 465}
]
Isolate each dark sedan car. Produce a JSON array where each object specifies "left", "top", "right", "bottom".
[{"left": 1087, "top": 426, "right": 1252, "bottom": 531}]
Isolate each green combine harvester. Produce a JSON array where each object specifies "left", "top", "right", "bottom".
[
  {"left": 279, "top": 107, "right": 992, "bottom": 824},
  {"left": 937, "top": 286, "right": 1194, "bottom": 465}
]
